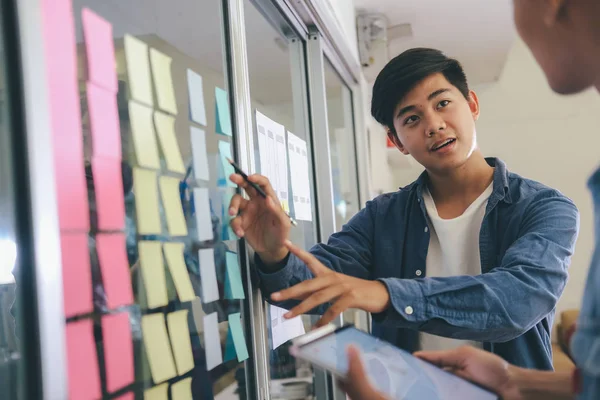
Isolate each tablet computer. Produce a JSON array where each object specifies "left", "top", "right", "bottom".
[{"left": 290, "top": 324, "right": 499, "bottom": 400}]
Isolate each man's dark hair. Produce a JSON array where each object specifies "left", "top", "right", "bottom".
[{"left": 371, "top": 48, "right": 469, "bottom": 133}]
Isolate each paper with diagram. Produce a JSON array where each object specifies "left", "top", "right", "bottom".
[
  {"left": 287, "top": 132, "right": 313, "bottom": 221},
  {"left": 270, "top": 304, "right": 306, "bottom": 350}
]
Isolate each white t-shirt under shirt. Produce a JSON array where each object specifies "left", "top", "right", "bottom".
[{"left": 420, "top": 183, "right": 494, "bottom": 351}]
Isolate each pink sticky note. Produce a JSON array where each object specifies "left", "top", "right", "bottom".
[
  {"left": 114, "top": 393, "right": 134, "bottom": 400},
  {"left": 96, "top": 233, "right": 133, "bottom": 309},
  {"left": 102, "top": 312, "right": 134, "bottom": 393},
  {"left": 41, "top": 0, "right": 89, "bottom": 232},
  {"left": 66, "top": 319, "right": 101, "bottom": 400},
  {"left": 82, "top": 8, "right": 117, "bottom": 92},
  {"left": 92, "top": 156, "right": 125, "bottom": 231},
  {"left": 87, "top": 83, "right": 121, "bottom": 159},
  {"left": 60, "top": 232, "right": 93, "bottom": 318}
]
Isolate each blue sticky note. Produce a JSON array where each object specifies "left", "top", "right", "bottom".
[
  {"left": 228, "top": 313, "right": 249, "bottom": 362},
  {"left": 215, "top": 87, "right": 232, "bottom": 136},
  {"left": 218, "top": 141, "right": 236, "bottom": 188},
  {"left": 224, "top": 251, "right": 245, "bottom": 299},
  {"left": 221, "top": 189, "right": 236, "bottom": 241},
  {"left": 223, "top": 328, "right": 236, "bottom": 362}
]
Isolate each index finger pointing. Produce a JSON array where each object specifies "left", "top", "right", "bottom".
[{"left": 284, "top": 240, "right": 329, "bottom": 276}]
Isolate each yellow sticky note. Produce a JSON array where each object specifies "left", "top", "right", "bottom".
[
  {"left": 159, "top": 176, "right": 188, "bottom": 237},
  {"left": 138, "top": 241, "right": 168, "bottom": 309},
  {"left": 149, "top": 49, "right": 177, "bottom": 115},
  {"left": 144, "top": 383, "right": 168, "bottom": 400},
  {"left": 154, "top": 111, "right": 185, "bottom": 174},
  {"left": 163, "top": 242, "right": 195, "bottom": 302},
  {"left": 129, "top": 101, "right": 160, "bottom": 170},
  {"left": 167, "top": 310, "right": 194, "bottom": 376},
  {"left": 124, "top": 35, "right": 153, "bottom": 107},
  {"left": 133, "top": 168, "right": 162, "bottom": 235},
  {"left": 171, "top": 378, "right": 192, "bottom": 400},
  {"left": 141, "top": 314, "right": 177, "bottom": 384}
]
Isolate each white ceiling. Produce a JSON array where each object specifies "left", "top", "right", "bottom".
[{"left": 354, "top": 0, "right": 517, "bottom": 86}]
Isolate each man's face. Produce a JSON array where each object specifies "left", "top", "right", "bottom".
[
  {"left": 513, "top": 0, "right": 600, "bottom": 94},
  {"left": 388, "top": 73, "right": 480, "bottom": 174}
]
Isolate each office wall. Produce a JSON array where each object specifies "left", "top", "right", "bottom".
[{"left": 389, "top": 38, "right": 600, "bottom": 318}]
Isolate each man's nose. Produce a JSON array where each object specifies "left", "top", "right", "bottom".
[{"left": 424, "top": 114, "right": 446, "bottom": 137}]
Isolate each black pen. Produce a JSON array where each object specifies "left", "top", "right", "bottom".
[{"left": 227, "top": 158, "right": 298, "bottom": 226}]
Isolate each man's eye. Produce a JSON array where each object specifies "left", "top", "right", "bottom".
[
  {"left": 437, "top": 100, "right": 450, "bottom": 108},
  {"left": 404, "top": 115, "right": 419, "bottom": 125}
]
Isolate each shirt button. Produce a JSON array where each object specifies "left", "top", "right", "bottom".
[
  {"left": 424, "top": 226, "right": 428, "bottom": 233},
  {"left": 415, "top": 270, "right": 422, "bottom": 277},
  {"left": 405, "top": 306, "right": 414, "bottom": 315}
]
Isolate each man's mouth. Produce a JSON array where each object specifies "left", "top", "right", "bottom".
[{"left": 431, "top": 138, "right": 456, "bottom": 152}]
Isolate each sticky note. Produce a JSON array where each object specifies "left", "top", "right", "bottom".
[
  {"left": 114, "top": 392, "right": 134, "bottom": 400},
  {"left": 198, "top": 248, "right": 219, "bottom": 303},
  {"left": 65, "top": 319, "right": 101, "bottom": 400},
  {"left": 150, "top": 49, "right": 177, "bottom": 115},
  {"left": 159, "top": 176, "right": 188, "bottom": 237},
  {"left": 167, "top": 310, "right": 194, "bottom": 376},
  {"left": 223, "top": 326, "right": 236, "bottom": 362},
  {"left": 190, "top": 297, "right": 205, "bottom": 334},
  {"left": 129, "top": 101, "right": 160, "bottom": 170},
  {"left": 154, "top": 111, "right": 185, "bottom": 174},
  {"left": 228, "top": 313, "right": 249, "bottom": 362},
  {"left": 187, "top": 70, "right": 207, "bottom": 126},
  {"left": 102, "top": 312, "right": 134, "bottom": 393},
  {"left": 60, "top": 233, "right": 93, "bottom": 318},
  {"left": 190, "top": 126, "right": 210, "bottom": 181},
  {"left": 218, "top": 141, "right": 236, "bottom": 187},
  {"left": 124, "top": 34, "right": 153, "bottom": 106},
  {"left": 96, "top": 233, "right": 134, "bottom": 309},
  {"left": 224, "top": 251, "right": 245, "bottom": 300},
  {"left": 138, "top": 241, "right": 169, "bottom": 309},
  {"left": 87, "top": 83, "right": 121, "bottom": 159},
  {"left": 133, "top": 168, "right": 162, "bottom": 235},
  {"left": 81, "top": 9, "right": 117, "bottom": 92},
  {"left": 141, "top": 313, "right": 177, "bottom": 384},
  {"left": 42, "top": 0, "right": 89, "bottom": 232},
  {"left": 192, "top": 188, "right": 213, "bottom": 241},
  {"left": 221, "top": 189, "right": 236, "bottom": 241},
  {"left": 92, "top": 156, "right": 125, "bottom": 231},
  {"left": 144, "top": 383, "right": 168, "bottom": 400},
  {"left": 203, "top": 312, "right": 223, "bottom": 370},
  {"left": 215, "top": 87, "right": 232, "bottom": 136},
  {"left": 171, "top": 377, "right": 193, "bottom": 400},
  {"left": 163, "top": 242, "right": 195, "bottom": 302}
]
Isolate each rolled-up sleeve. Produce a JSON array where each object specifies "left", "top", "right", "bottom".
[{"left": 374, "top": 195, "right": 579, "bottom": 342}]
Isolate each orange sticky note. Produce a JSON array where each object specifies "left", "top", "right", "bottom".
[
  {"left": 66, "top": 319, "right": 101, "bottom": 400},
  {"left": 42, "top": 0, "right": 89, "bottom": 231},
  {"left": 92, "top": 156, "right": 125, "bottom": 231},
  {"left": 96, "top": 233, "right": 134, "bottom": 309},
  {"left": 82, "top": 8, "right": 118, "bottom": 92},
  {"left": 61, "top": 232, "right": 93, "bottom": 318},
  {"left": 87, "top": 83, "right": 121, "bottom": 159},
  {"left": 102, "top": 312, "right": 134, "bottom": 393}
]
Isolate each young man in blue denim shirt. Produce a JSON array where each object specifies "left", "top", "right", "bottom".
[
  {"left": 228, "top": 47, "right": 579, "bottom": 370},
  {"left": 339, "top": 1, "right": 600, "bottom": 399}
]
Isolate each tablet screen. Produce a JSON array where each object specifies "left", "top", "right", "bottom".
[{"left": 295, "top": 326, "right": 498, "bottom": 400}]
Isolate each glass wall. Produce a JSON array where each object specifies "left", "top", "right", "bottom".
[
  {"left": 244, "top": 1, "right": 319, "bottom": 398},
  {"left": 324, "top": 59, "right": 360, "bottom": 233},
  {"left": 45, "top": 1, "right": 252, "bottom": 398},
  {"left": 0, "top": 14, "right": 21, "bottom": 398}
]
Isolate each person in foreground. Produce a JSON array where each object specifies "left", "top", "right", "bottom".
[
  {"left": 229, "top": 48, "right": 579, "bottom": 370},
  {"left": 340, "top": 0, "right": 600, "bottom": 398}
]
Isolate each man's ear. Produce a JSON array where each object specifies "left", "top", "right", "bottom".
[
  {"left": 386, "top": 128, "right": 410, "bottom": 155},
  {"left": 467, "top": 90, "right": 480, "bottom": 121},
  {"left": 544, "top": 0, "right": 567, "bottom": 26}
]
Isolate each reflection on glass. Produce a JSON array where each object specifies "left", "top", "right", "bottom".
[
  {"left": 61, "top": 1, "right": 250, "bottom": 398},
  {"left": 244, "top": 1, "right": 318, "bottom": 398}
]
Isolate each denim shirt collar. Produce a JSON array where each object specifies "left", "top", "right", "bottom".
[{"left": 410, "top": 157, "right": 513, "bottom": 207}]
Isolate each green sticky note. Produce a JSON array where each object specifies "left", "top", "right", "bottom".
[
  {"left": 221, "top": 189, "right": 236, "bottom": 241},
  {"left": 215, "top": 87, "right": 232, "bottom": 136},
  {"left": 228, "top": 313, "right": 249, "bottom": 362},
  {"left": 223, "top": 328, "right": 236, "bottom": 362},
  {"left": 224, "top": 251, "right": 244, "bottom": 299},
  {"left": 218, "top": 141, "right": 236, "bottom": 188}
]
